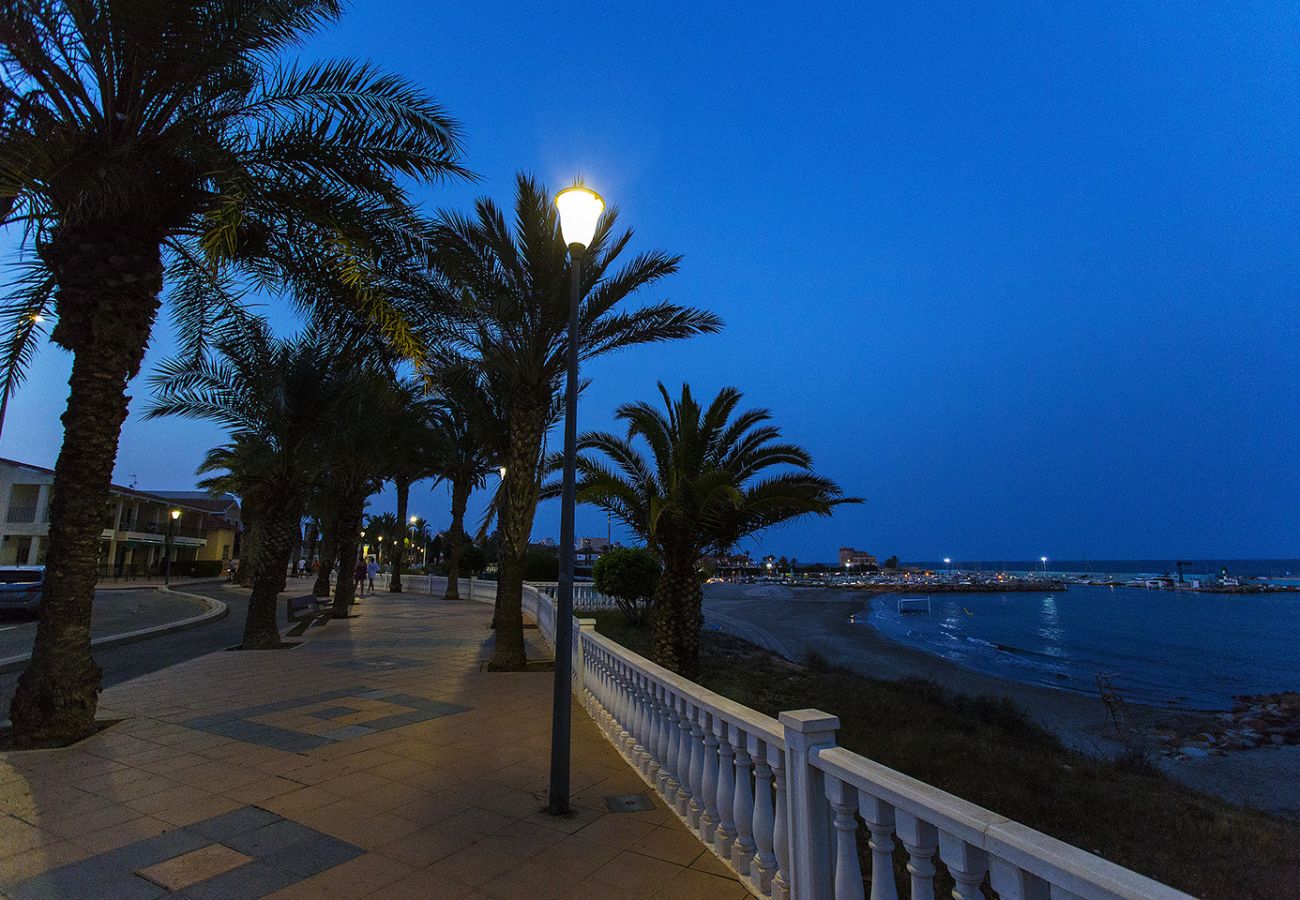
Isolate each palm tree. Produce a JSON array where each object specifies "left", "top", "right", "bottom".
[
  {"left": 318, "top": 368, "right": 409, "bottom": 618},
  {"left": 574, "top": 383, "right": 860, "bottom": 677},
  {"left": 1, "top": 1, "right": 466, "bottom": 746},
  {"left": 380, "top": 384, "right": 442, "bottom": 593},
  {"left": 147, "top": 321, "right": 331, "bottom": 648},
  {"left": 423, "top": 364, "right": 504, "bottom": 600},
  {"left": 433, "top": 174, "right": 722, "bottom": 670}
]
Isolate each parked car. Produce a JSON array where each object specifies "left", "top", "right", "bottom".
[{"left": 0, "top": 565, "right": 46, "bottom": 612}]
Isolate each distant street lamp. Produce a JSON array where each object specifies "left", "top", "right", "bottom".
[
  {"left": 164, "top": 508, "right": 181, "bottom": 584},
  {"left": 548, "top": 182, "right": 605, "bottom": 817},
  {"left": 1040, "top": 556, "right": 1048, "bottom": 574},
  {"left": 944, "top": 557, "right": 952, "bottom": 574}
]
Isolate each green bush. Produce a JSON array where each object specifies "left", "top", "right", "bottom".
[
  {"left": 522, "top": 548, "right": 559, "bottom": 581},
  {"left": 592, "top": 547, "right": 661, "bottom": 626}
]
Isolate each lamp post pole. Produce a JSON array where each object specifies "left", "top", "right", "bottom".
[
  {"left": 549, "top": 184, "right": 604, "bottom": 817},
  {"left": 164, "top": 509, "right": 180, "bottom": 585},
  {"left": 549, "top": 244, "right": 582, "bottom": 817}
]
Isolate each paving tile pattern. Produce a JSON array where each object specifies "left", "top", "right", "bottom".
[
  {"left": 5, "top": 806, "right": 361, "bottom": 898},
  {"left": 0, "top": 594, "right": 752, "bottom": 899}
]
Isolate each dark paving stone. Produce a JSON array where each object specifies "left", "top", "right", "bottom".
[
  {"left": 102, "top": 827, "right": 212, "bottom": 869},
  {"left": 10, "top": 858, "right": 169, "bottom": 900},
  {"left": 189, "top": 806, "right": 283, "bottom": 841},
  {"left": 260, "top": 833, "right": 364, "bottom": 878},
  {"left": 307, "top": 705, "right": 355, "bottom": 719},
  {"left": 179, "top": 861, "right": 299, "bottom": 900},
  {"left": 318, "top": 724, "right": 375, "bottom": 741},
  {"left": 361, "top": 710, "right": 436, "bottom": 730},
  {"left": 222, "top": 819, "right": 319, "bottom": 857}
]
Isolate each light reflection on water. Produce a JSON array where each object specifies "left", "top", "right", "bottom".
[{"left": 864, "top": 585, "right": 1300, "bottom": 709}]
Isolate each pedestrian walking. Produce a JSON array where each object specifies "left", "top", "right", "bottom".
[
  {"left": 353, "top": 559, "right": 367, "bottom": 596},
  {"left": 367, "top": 556, "right": 380, "bottom": 594}
]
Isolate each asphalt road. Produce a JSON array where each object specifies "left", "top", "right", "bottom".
[
  {"left": 0, "top": 588, "right": 209, "bottom": 660},
  {"left": 0, "top": 584, "right": 283, "bottom": 716}
]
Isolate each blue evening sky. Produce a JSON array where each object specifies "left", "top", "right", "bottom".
[{"left": 4, "top": 2, "right": 1298, "bottom": 562}]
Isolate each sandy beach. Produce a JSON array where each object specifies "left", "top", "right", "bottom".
[{"left": 702, "top": 583, "right": 1300, "bottom": 818}]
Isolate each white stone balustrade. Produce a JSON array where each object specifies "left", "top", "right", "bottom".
[{"left": 426, "top": 578, "right": 1190, "bottom": 900}]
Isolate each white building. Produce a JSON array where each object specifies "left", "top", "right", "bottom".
[{"left": 0, "top": 458, "right": 239, "bottom": 575}]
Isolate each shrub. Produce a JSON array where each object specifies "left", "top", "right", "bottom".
[
  {"left": 522, "top": 549, "right": 559, "bottom": 581},
  {"left": 592, "top": 547, "right": 661, "bottom": 626}
]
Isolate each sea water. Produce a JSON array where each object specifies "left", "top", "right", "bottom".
[{"left": 864, "top": 585, "right": 1300, "bottom": 709}]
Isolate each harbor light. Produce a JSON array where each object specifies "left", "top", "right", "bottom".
[{"left": 554, "top": 185, "right": 604, "bottom": 250}]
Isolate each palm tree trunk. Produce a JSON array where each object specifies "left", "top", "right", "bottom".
[
  {"left": 652, "top": 552, "right": 704, "bottom": 679},
  {"left": 8, "top": 228, "right": 163, "bottom": 747},
  {"left": 443, "top": 477, "right": 471, "bottom": 600},
  {"left": 313, "top": 524, "right": 336, "bottom": 597},
  {"left": 243, "top": 508, "right": 299, "bottom": 649},
  {"left": 237, "top": 521, "right": 257, "bottom": 587},
  {"left": 390, "top": 478, "right": 409, "bottom": 593},
  {"left": 488, "top": 404, "right": 545, "bottom": 671},
  {"left": 331, "top": 494, "right": 364, "bottom": 618}
]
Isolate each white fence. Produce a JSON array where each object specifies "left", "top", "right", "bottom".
[
  {"left": 526, "top": 581, "right": 618, "bottom": 611},
  {"left": 510, "top": 582, "right": 1188, "bottom": 900}
]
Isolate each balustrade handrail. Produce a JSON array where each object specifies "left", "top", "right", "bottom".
[
  {"left": 581, "top": 627, "right": 785, "bottom": 747},
  {"left": 813, "top": 745, "right": 1187, "bottom": 899}
]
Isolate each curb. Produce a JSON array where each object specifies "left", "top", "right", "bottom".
[{"left": 0, "top": 587, "right": 229, "bottom": 674}]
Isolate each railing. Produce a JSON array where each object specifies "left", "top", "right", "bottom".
[
  {"left": 516, "top": 586, "right": 1188, "bottom": 900},
  {"left": 527, "top": 580, "right": 619, "bottom": 610},
  {"left": 5, "top": 504, "right": 39, "bottom": 524}
]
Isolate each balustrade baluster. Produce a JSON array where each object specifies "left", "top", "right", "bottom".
[
  {"left": 857, "top": 794, "right": 898, "bottom": 900},
  {"left": 616, "top": 664, "right": 633, "bottom": 753},
  {"left": 827, "top": 776, "right": 866, "bottom": 900},
  {"left": 699, "top": 710, "right": 720, "bottom": 843},
  {"left": 894, "top": 812, "right": 938, "bottom": 900},
  {"left": 686, "top": 704, "right": 705, "bottom": 828},
  {"left": 989, "top": 858, "right": 1051, "bottom": 900},
  {"left": 674, "top": 701, "right": 694, "bottom": 815},
  {"left": 750, "top": 736, "right": 778, "bottom": 894},
  {"left": 769, "top": 744, "right": 790, "bottom": 900},
  {"left": 714, "top": 718, "right": 737, "bottom": 856},
  {"left": 646, "top": 684, "right": 664, "bottom": 784},
  {"left": 662, "top": 691, "right": 682, "bottom": 801},
  {"left": 622, "top": 666, "right": 638, "bottom": 755},
  {"left": 633, "top": 674, "right": 652, "bottom": 775},
  {"left": 629, "top": 671, "right": 645, "bottom": 756},
  {"left": 938, "top": 832, "right": 989, "bottom": 900},
  {"left": 730, "top": 726, "right": 757, "bottom": 873},
  {"left": 656, "top": 686, "right": 674, "bottom": 795}
]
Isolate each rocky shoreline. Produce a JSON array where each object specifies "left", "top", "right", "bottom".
[{"left": 1156, "top": 692, "right": 1300, "bottom": 757}]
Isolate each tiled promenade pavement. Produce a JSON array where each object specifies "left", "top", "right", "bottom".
[{"left": 0, "top": 595, "right": 752, "bottom": 899}]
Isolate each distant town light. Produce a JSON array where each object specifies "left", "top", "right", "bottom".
[{"left": 554, "top": 185, "right": 604, "bottom": 250}]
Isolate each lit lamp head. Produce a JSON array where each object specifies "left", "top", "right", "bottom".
[
  {"left": 554, "top": 185, "right": 604, "bottom": 253},
  {"left": 170, "top": 509, "right": 181, "bottom": 521},
  {"left": 409, "top": 515, "right": 418, "bottom": 524},
  {"left": 498, "top": 466, "right": 507, "bottom": 479}
]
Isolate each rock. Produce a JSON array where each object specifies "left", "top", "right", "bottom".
[
  {"left": 1180, "top": 746, "right": 1211, "bottom": 758},
  {"left": 1272, "top": 734, "right": 1286, "bottom": 745}
]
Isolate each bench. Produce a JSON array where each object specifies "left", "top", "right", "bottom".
[{"left": 286, "top": 594, "right": 329, "bottom": 623}]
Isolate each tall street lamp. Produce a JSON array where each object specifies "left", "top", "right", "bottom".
[
  {"left": 549, "top": 183, "right": 604, "bottom": 817},
  {"left": 164, "top": 508, "right": 181, "bottom": 584}
]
